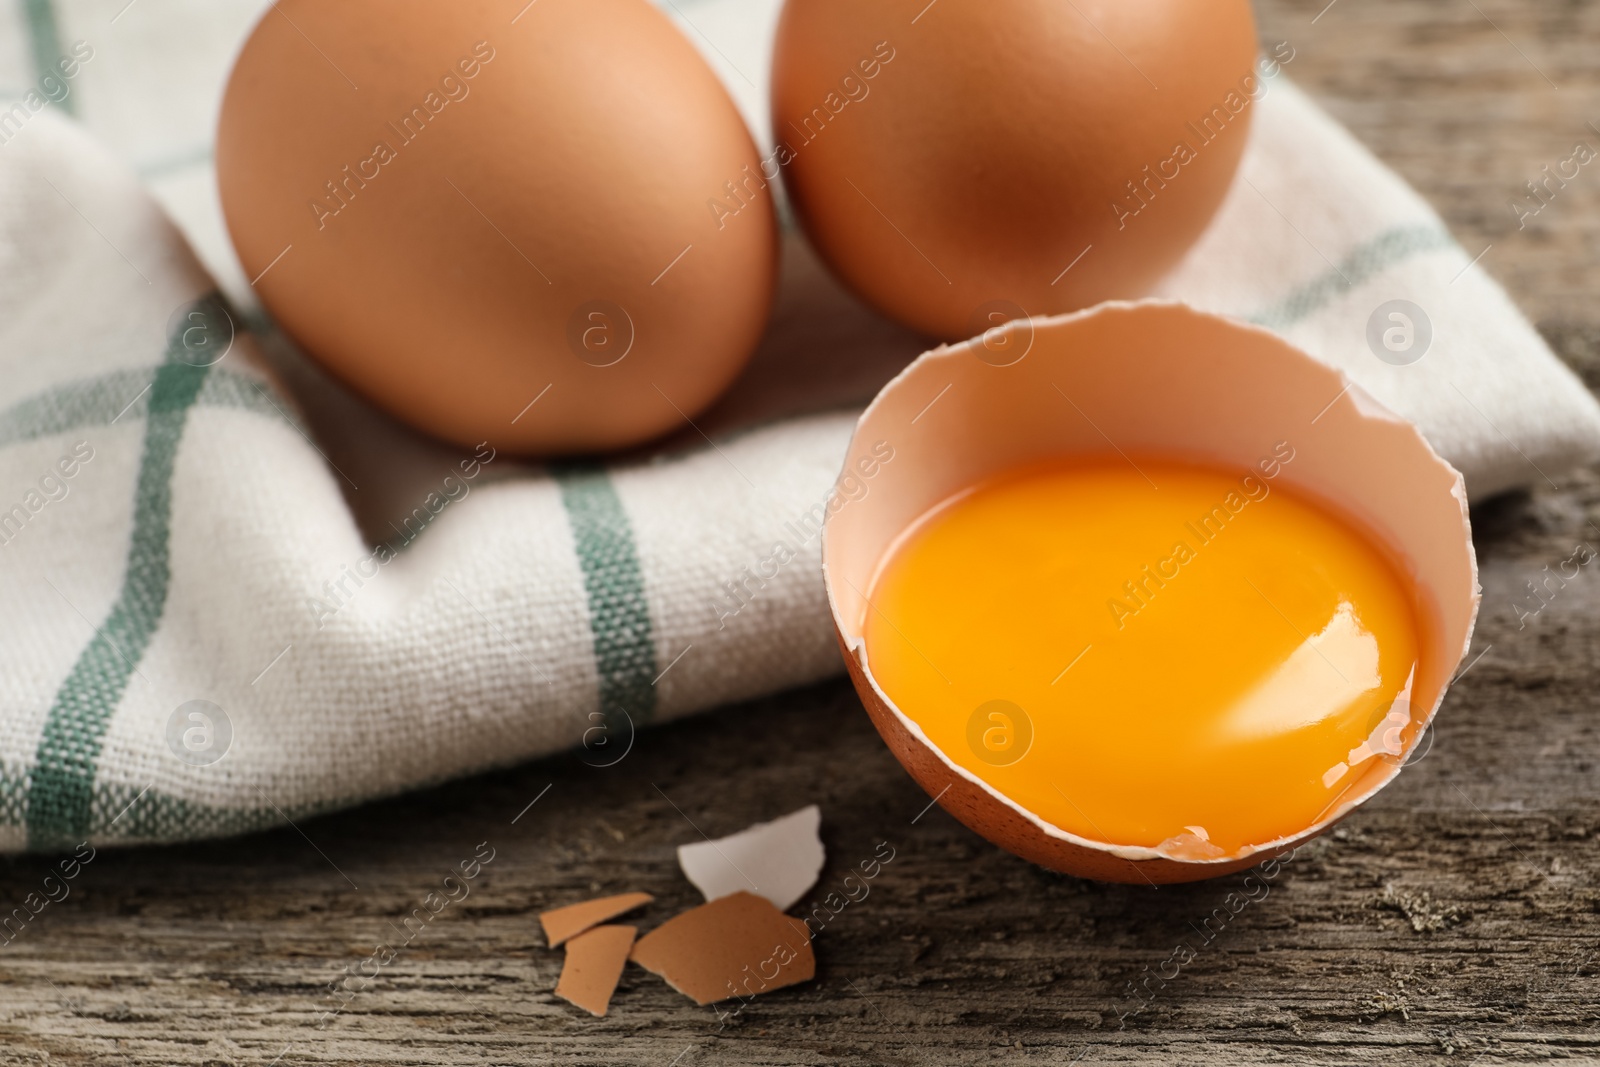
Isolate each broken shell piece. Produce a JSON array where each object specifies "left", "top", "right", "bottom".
[
  {"left": 540, "top": 891, "right": 652, "bottom": 948},
  {"left": 1156, "top": 826, "right": 1228, "bottom": 861},
  {"left": 677, "top": 805, "right": 825, "bottom": 911},
  {"left": 629, "top": 891, "right": 815, "bottom": 1006},
  {"left": 555, "top": 924, "right": 636, "bottom": 1018}
]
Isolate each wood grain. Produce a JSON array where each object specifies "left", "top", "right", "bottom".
[{"left": 3, "top": 1, "right": 1599, "bottom": 1063}]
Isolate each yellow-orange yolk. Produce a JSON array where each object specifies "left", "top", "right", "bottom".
[{"left": 862, "top": 456, "right": 1425, "bottom": 856}]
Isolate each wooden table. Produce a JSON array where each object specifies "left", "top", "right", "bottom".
[{"left": 4, "top": 1, "right": 1598, "bottom": 1062}]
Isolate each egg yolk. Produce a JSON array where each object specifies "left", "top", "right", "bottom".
[{"left": 862, "top": 457, "right": 1425, "bottom": 856}]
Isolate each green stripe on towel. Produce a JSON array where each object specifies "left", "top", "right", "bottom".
[
  {"left": 0, "top": 366, "right": 299, "bottom": 450},
  {"left": 1249, "top": 223, "right": 1456, "bottom": 331},
  {"left": 555, "top": 466, "right": 658, "bottom": 728},
  {"left": 24, "top": 310, "right": 219, "bottom": 848},
  {"left": 21, "top": 0, "right": 73, "bottom": 116},
  {"left": 0, "top": 367, "right": 156, "bottom": 449}
]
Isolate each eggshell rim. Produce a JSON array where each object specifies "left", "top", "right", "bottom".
[{"left": 822, "top": 299, "right": 1481, "bottom": 872}]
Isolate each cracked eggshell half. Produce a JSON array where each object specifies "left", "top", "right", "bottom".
[{"left": 822, "top": 302, "right": 1479, "bottom": 884}]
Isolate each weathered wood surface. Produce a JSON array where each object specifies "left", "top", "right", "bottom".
[{"left": 4, "top": 0, "right": 1600, "bottom": 1063}]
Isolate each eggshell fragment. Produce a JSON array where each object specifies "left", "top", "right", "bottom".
[
  {"left": 823, "top": 302, "right": 1480, "bottom": 884},
  {"left": 677, "top": 806, "right": 825, "bottom": 912},
  {"left": 540, "top": 892, "right": 652, "bottom": 948},
  {"left": 629, "top": 891, "right": 814, "bottom": 1005},
  {"left": 555, "top": 924, "right": 636, "bottom": 1017}
]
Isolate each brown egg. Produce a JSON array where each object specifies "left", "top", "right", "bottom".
[
  {"left": 218, "top": 0, "right": 777, "bottom": 454},
  {"left": 771, "top": 0, "right": 1260, "bottom": 340},
  {"left": 823, "top": 305, "right": 1479, "bottom": 883}
]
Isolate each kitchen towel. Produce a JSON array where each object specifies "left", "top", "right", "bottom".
[{"left": 1, "top": 0, "right": 1597, "bottom": 851}]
